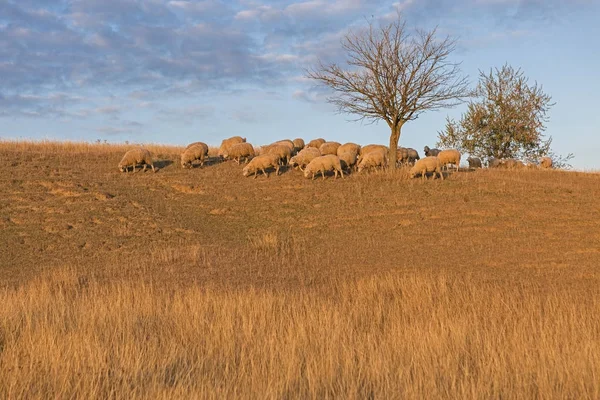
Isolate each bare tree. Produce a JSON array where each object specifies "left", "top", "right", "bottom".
[{"left": 306, "top": 14, "right": 471, "bottom": 168}]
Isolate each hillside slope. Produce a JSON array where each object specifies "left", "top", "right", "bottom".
[{"left": 1, "top": 141, "right": 598, "bottom": 288}]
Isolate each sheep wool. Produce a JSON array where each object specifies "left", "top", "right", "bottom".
[{"left": 409, "top": 156, "right": 444, "bottom": 180}]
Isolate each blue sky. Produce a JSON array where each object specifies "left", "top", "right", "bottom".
[{"left": 1, "top": 0, "right": 599, "bottom": 169}]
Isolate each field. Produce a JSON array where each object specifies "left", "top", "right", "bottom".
[{"left": 1, "top": 140, "right": 600, "bottom": 398}]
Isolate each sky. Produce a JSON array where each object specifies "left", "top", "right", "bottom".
[{"left": 1, "top": 0, "right": 599, "bottom": 169}]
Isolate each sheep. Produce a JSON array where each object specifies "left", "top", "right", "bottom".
[
  {"left": 319, "top": 141, "right": 341, "bottom": 156},
  {"left": 396, "top": 147, "right": 420, "bottom": 166},
  {"left": 357, "top": 148, "right": 388, "bottom": 173},
  {"left": 540, "top": 156, "right": 553, "bottom": 169},
  {"left": 307, "top": 138, "right": 326, "bottom": 149},
  {"left": 222, "top": 142, "right": 255, "bottom": 164},
  {"left": 271, "top": 139, "right": 295, "bottom": 154},
  {"left": 289, "top": 147, "right": 321, "bottom": 171},
  {"left": 218, "top": 136, "right": 246, "bottom": 160},
  {"left": 118, "top": 148, "right": 155, "bottom": 173},
  {"left": 499, "top": 159, "right": 525, "bottom": 169},
  {"left": 424, "top": 145, "right": 441, "bottom": 157},
  {"left": 292, "top": 138, "right": 305, "bottom": 153},
  {"left": 181, "top": 144, "right": 209, "bottom": 168},
  {"left": 409, "top": 156, "right": 444, "bottom": 180},
  {"left": 359, "top": 144, "right": 387, "bottom": 156},
  {"left": 337, "top": 142, "right": 361, "bottom": 156},
  {"left": 338, "top": 151, "right": 358, "bottom": 171},
  {"left": 488, "top": 157, "right": 502, "bottom": 168},
  {"left": 467, "top": 156, "right": 482, "bottom": 169},
  {"left": 263, "top": 144, "right": 292, "bottom": 165},
  {"left": 437, "top": 149, "right": 461, "bottom": 172},
  {"left": 357, "top": 144, "right": 388, "bottom": 164},
  {"left": 185, "top": 141, "right": 209, "bottom": 152},
  {"left": 242, "top": 154, "right": 281, "bottom": 178},
  {"left": 304, "top": 155, "right": 344, "bottom": 180}
]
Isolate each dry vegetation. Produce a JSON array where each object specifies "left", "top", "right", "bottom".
[{"left": 1, "top": 140, "right": 600, "bottom": 398}]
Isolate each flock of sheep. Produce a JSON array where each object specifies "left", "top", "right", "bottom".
[{"left": 117, "top": 136, "right": 554, "bottom": 180}]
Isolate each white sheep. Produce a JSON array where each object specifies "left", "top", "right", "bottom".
[
  {"left": 319, "top": 141, "right": 341, "bottom": 156},
  {"left": 499, "top": 159, "right": 525, "bottom": 169},
  {"left": 540, "top": 156, "right": 553, "bottom": 169},
  {"left": 357, "top": 148, "right": 388, "bottom": 173},
  {"left": 242, "top": 154, "right": 281, "bottom": 178},
  {"left": 185, "top": 141, "right": 209, "bottom": 151},
  {"left": 437, "top": 149, "right": 461, "bottom": 172},
  {"left": 181, "top": 144, "right": 209, "bottom": 168},
  {"left": 289, "top": 147, "right": 321, "bottom": 171},
  {"left": 304, "top": 155, "right": 344, "bottom": 180},
  {"left": 118, "top": 148, "right": 155, "bottom": 173},
  {"left": 337, "top": 142, "right": 361, "bottom": 156},
  {"left": 263, "top": 144, "right": 292, "bottom": 165},
  {"left": 307, "top": 138, "right": 326, "bottom": 149},
  {"left": 409, "top": 156, "right": 444, "bottom": 180},
  {"left": 357, "top": 144, "right": 388, "bottom": 164},
  {"left": 222, "top": 142, "right": 255, "bottom": 164},
  {"left": 218, "top": 136, "right": 246, "bottom": 159},
  {"left": 271, "top": 139, "right": 295, "bottom": 153}
]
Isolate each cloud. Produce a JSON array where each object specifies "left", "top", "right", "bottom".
[{"left": 0, "top": 0, "right": 594, "bottom": 121}]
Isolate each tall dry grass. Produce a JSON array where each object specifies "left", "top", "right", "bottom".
[{"left": 1, "top": 268, "right": 599, "bottom": 399}]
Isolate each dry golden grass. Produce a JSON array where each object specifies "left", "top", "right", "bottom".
[
  {"left": 1, "top": 140, "right": 600, "bottom": 398},
  {"left": 1, "top": 268, "right": 599, "bottom": 399}
]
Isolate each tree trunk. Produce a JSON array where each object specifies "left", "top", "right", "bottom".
[{"left": 388, "top": 122, "right": 403, "bottom": 169}]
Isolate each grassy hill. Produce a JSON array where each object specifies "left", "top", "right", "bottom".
[{"left": 1, "top": 140, "right": 599, "bottom": 398}]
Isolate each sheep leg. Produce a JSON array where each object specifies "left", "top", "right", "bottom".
[
  {"left": 132, "top": 164, "right": 136, "bottom": 173},
  {"left": 322, "top": 169, "right": 326, "bottom": 181},
  {"left": 151, "top": 164, "right": 156, "bottom": 173}
]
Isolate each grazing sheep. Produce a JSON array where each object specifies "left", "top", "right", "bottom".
[
  {"left": 424, "top": 145, "right": 441, "bottom": 157},
  {"left": 185, "top": 141, "right": 209, "bottom": 152},
  {"left": 467, "top": 156, "right": 482, "bottom": 169},
  {"left": 488, "top": 157, "right": 502, "bottom": 168},
  {"left": 307, "top": 138, "right": 326, "bottom": 149},
  {"left": 222, "top": 142, "right": 255, "bottom": 164},
  {"left": 319, "top": 141, "right": 341, "bottom": 156},
  {"left": 357, "top": 148, "right": 388, "bottom": 173},
  {"left": 499, "top": 159, "right": 525, "bottom": 169},
  {"left": 396, "top": 147, "right": 420, "bottom": 165},
  {"left": 409, "top": 156, "right": 444, "bottom": 180},
  {"left": 338, "top": 151, "right": 358, "bottom": 171},
  {"left": 118, "top": 148, "right": 155, "bottom": 173},
  {"left": 292, "top": 138, "right": 305, "bottom": 153},
  {"left": 540, "top": 156, "right": 553, "bottom": 169},
  {"left": 289, "top": 147, "right": 321, "bottom": 171},
  {"left": 242, "top": 154, "right": 281, "bottom": 178},
  {"left": 264, "top": 144, "right": 292, "bottom": 165},
  {"left": 271, "top": 139, "right": 295, "bottom": 153},
  {"left": 437, "top": 149, "right": 461, "bottom": 172},
  {"left": 218, "top": 136, "right": 246, "bottom": 159},
  {"left": 181, "top": 144, "right": 209, "bottom": 168},
  {"left": 304, "top": 155, "right": 344, "bottom": 180},
  {"left": 357, "top": 144, "right": 388, "bottom": 164},
  {"left": 337, "top": 142, "right": 361, "bottom": 156}
]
